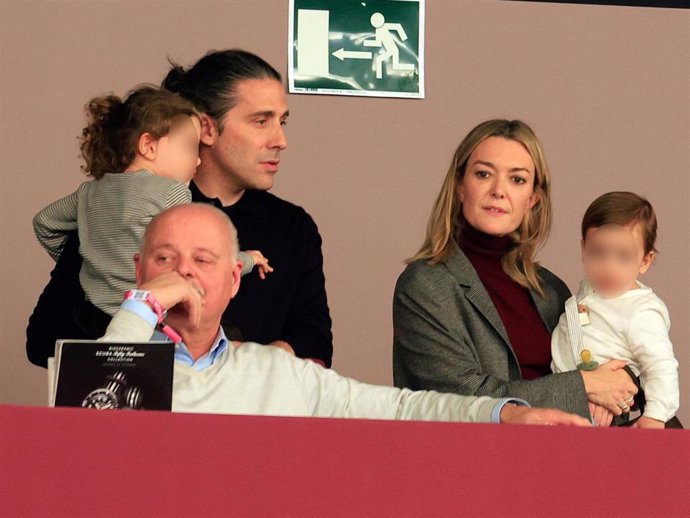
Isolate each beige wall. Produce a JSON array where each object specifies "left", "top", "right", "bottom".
[{"left": 1, "top": 1, "right": 688, "bottom": 423}]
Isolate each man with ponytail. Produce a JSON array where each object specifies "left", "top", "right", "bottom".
[
  {"left": 27, "top": 50, "right": 332, "bottom": 369},
  {"left": 162, "top": 50, "right": 332, "bottom": 366}
]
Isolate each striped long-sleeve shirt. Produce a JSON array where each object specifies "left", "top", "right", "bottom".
[{"left": 33, "top": 169, "right": 191, "bottom": 315}]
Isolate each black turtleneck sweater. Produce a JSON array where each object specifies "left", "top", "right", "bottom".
[{"left": 458, "top": 226, "right": 553, "bottom": 380}]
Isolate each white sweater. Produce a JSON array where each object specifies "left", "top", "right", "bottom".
[
  {"left": 101, "top": 309, "right": 500, "bottom": 422},
  {"left": 551, "top": 280, "right": 679, "bottom": 422}
]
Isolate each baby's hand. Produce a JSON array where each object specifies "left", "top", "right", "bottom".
[
  {"left": 246, "top": 250, "right": 274, "bottom": 280},
  {"left": 633, "top": 416, "right": 665, "bottom": 429}
]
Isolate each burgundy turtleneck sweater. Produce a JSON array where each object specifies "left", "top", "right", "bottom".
[{"left": 458, "top": 226, "right": 553, "bottom": 380}]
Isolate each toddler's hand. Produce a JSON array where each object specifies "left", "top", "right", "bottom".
[
  {"left": 632, "top": 416, "right": 665, "bottom": 429},
  {"left": 246, "top": 250, "right": 274, "bottom": 280}
]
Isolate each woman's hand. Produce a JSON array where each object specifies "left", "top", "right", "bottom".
[{"left": 581, "top": 359, "right": 638, "bottom": 415}]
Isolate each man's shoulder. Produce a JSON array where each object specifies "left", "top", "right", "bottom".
[
  {"left": 249, "top": 190, "right": 310, "bottom": 217},
  {"left": 246, "top": 190, "right": 319, "bottom": 234},
  {"left": 234, "top": 340, "right": 288, "bottom": 353},
  {"left": 232, "top": 341, "right": 309, "bottom": 368}
]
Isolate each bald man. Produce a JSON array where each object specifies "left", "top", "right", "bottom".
[{"left": 96, "top": 203, "right": 589, "bottom": 425}]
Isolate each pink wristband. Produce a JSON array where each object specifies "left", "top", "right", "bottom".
[
  {"left": 159, "top": 322, "right": 183, "bottom": 344},
  {"left": 123, "top": 290, "right": 167, "bottom": 324}
]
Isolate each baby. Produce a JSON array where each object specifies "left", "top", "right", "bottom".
[{"left": 551, "top": 192, "right": 679, "bottom": 428}]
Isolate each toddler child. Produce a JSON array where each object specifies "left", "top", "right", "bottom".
[
  {"left": 34, "top": 85, "right": 271, "bottom": 336},
  {"left": 551, "top": 192, "right": 679, "bottom": 428}
]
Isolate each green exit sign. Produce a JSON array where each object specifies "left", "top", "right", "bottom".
[{"left": 289, "top": 0, "right": 425, "bottom": 98}]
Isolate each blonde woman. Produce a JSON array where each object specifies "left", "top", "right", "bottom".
[{"left": 393, "top": 119, "right": 637, "bottom": 419}]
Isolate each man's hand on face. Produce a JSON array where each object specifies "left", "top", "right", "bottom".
[
  {"left": 140, "top": 271, "right": 205, "bottom": 328},
  {"left": 499, "top": 404, "right": 592, "bottom": 426}
]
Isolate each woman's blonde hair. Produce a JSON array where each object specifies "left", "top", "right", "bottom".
[{"left": 409, "top": 119, "right": 553, "bottom": 294}]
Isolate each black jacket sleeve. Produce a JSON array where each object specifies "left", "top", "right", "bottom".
[
  {"left": 26, "top": 231, "right": 87, "bottom": 367},
  {"left": 279, "top": 214, "right": 333, "bottom": 366}
]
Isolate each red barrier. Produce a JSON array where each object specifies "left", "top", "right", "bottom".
[{"left": 1, "top": 404, "right": 687, "bottom": 517}]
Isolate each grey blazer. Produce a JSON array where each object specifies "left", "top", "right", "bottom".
[{"left": 393, "top": 243, "right": 591, "bottom": 418}]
